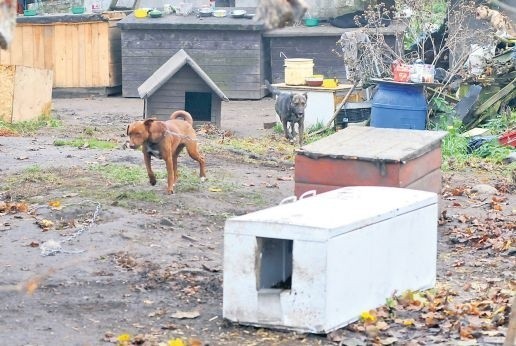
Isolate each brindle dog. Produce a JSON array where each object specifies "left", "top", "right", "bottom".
[{"left": 265, "top": 80, "right": 308, "bottom": 145}]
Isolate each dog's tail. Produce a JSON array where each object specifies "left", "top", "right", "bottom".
[
  {"left": 170, "top": 110, "right": 193, "bottom": 126},
  {"left": 264, "top": 80, "right": 280, "bottom": 96}
]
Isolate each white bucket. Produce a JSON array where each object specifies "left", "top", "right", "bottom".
[{"left": 284, "top": 58, "right": 314, "bottom": 86}]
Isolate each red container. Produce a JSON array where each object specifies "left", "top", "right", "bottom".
[
  {"left": 393, "top": 64, "right": 411, "bottom": 82},
  {"left": 499, "top": 130, "right": 516, "bottom": 147}
]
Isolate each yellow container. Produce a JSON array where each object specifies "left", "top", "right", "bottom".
[
  {"left": 284, "top": 58, "right": 314, "bottom": 85},
  {"left": 322, "top": 78, "right": 338, "bottom": 88},
  {"left": 134, "top": 8, "right": 149, "bottom": 18}
]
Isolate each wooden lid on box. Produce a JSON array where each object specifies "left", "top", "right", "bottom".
[{"left": 297, "top": 127, "right": 447, "bottom": 163}]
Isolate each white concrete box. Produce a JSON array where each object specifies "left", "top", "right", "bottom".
[{"left": 223, "top": 186, "right": 438, "bottom": 333}]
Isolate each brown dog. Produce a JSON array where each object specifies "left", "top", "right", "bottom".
[
  {"left": 127, "top": 110, "right": 206, "bottom": 194},
  {"left": 476, "top": 5, "right": 516, "bottom": 37}
]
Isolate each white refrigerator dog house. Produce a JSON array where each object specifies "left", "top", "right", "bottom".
[{"left": 223, "top": 186, "right": 438, "bottom": 333}]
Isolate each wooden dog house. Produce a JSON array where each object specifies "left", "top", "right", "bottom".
[{"left": 137, "top": 49, "right": 229, "bottom": 126}]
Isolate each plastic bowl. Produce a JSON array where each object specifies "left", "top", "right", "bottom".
[
  {"left": 305, "top": 76, "right": 323, "bottom": 87},
  {"left": 149, "top": 9, "right": 162, "bottom": 18},
  {"left": 71, "top": 6, "right": 85, "bottom": 14},
  {"left": 304, "top": 18, "right": 319, "bottom": 27},
  {"left": 213, "top": 9, "right": 227, "bottom": 17},
  {"left": 134, "top": 8, "right": 150, "bottom": 18},
  {"left": 23, "top": 9, "right": 37, "bottom": 16},
  {"left": 322, "top": 78, "right": 338, "bottom": 88},
  {"left": 198, "top": 7, "right": 213, "bottom": 17},
  {"left": 230, "top": 9, "right": 246, "bottom": 18}
]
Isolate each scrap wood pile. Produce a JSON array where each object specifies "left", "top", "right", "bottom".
[{"left": 335, "top": 0, "right": 515, "bottom": 154}]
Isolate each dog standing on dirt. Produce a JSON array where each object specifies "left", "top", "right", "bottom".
[
  {"left": 126, "top": 110, "right": 206, "bottom": 194},
  {"left": 476, "top": 5, "right": 516, "bottom": 38},
  {"left": 265, "top": 80, "right": 308, "bottom": 145}
]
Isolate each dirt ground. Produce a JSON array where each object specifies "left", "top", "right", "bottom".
[{"left": 0, "top": 96, "right": 514, "bottom": 346}]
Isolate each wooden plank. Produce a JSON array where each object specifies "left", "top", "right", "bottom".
[
  {"left": 121, "top": 55, "right": 260, "bottom": 67},
  {"left": 12, "top": 65, "right": 53, "bottom": 122},
  {"left": 64, "top": 25, "right": 74, "bottom": 87},
  {"left": 0, "top": 44, "right": 10, "bottom": 65},
  {"left": 84, "top": 23, "right": 93, "bottom": 86},
  {"left": 91, "top": 22, "right": 100, "bottom": 86},
  {"left": 122, "top": 64, "right": 261, "bottom": 83},
  {"left": 78, "top": 23, "right": 86, "bottom": 86},
  {"left": 21, "top": 25, "right": 34, "bottom": 67},
  {"left": 33, "top": 25, "right": 45, "bottom": 69},
  {"left": 71, "top": 25, "right": 80, "bottom": 87},
  {"left": 43, "top": 25, "right": 54, "bottom": 74},
  {"left": 97, "top": 22, "right": 110, "bottom": 86},
  {"left": 298, "top": 127, "right": 447, "bottom": 162},
  {"left": 10, "top": 26, "right": 24, "bottom": 66},
  {"left": 146, "top": 98, "right": 186, "bottom": 106},
  {"left": 0, "top": 65, "right": 15, "bottom": 122},
  {"left": 53, "top": 24, "right": 66, "bottom": 87}
]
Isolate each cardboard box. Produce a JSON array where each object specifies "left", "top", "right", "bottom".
[
  {"left": 223, "top": 186, "right": 438, "bottom": 333},
  {"left": 0, "top": 65, "right": 52, "bottom": 123}
]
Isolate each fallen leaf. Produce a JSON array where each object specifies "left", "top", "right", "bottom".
[
  {"left": 209, "top": 187, "right": 222, "bottom": 192},
  {"left": 402, "top": 319, "right": 415, "bottom": 326},
  {"left": 14, "top": 202, "right": 28, "bottom": 213},
  {"left": 116, "top": 333, "right": 132, "bottom": 344},
  {"left": 380, "top": 337, "right": 398, "bottom": 345},
  {"left": 277, "top": 176, "right": 293, "bottom": 181},
  {"left": 490, "top": 202, "right": 503, "bottom": 211},
  {"left": 376, "top": 320, "right": 390, "bottom": 331},
  {"left": 36, "top": 219, "right": 54, "bottom": 231},
  {"left": 17, "top": 156, "right": 29, "bottom": 160},
  {"left": 168, "top": 338, "right": 185, "bottom": 346},
  {"left": 160, "top": 323, "right": 177, "bottom": 330},
  {"left": 360, "top": 310, "right": 377, "bottom": 324},
  {"left": 339, "top": 338, "right": 366, "bottom": 346},
  {"left": 48, "top": 200, "right": 62, "bottom": 210},
  {"left": 189, "top": 339, "right": 203, "bottom": 346},
  {"left": 170, "top": 310, "right": 200, "bottom": 319},
  {"left": 364, "top": 324, "right": 379, "bottom": 338}
]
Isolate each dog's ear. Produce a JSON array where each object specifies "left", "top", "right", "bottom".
[
  {"left": 303, "top": 92, "right": 308, "bottom": 101},
  {"left": 143, "top": 118, "right": 156, "bottom": 129}
]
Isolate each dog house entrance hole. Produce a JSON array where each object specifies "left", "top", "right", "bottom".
[
  {"left": 257, "top": 237, "right": 293, "bottom": 290},
  {"left": 185, "top": 92, "right": 211, "bottom": 122}
]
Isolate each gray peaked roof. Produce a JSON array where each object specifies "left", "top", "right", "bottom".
[{"left": 137, "top": 49, "right": 229, "bottom": 101}]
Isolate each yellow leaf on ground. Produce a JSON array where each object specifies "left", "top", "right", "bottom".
[
  {"left": 360, "top": 310, "right": 377, "bottom": 323},
  {"left": 209, "top": 187, "right": 223, "bottom": 192},
  {"left": 403, "top": 319, "right": 416, "bottom": 326},
  {"left": 168, "top": 338, "right": 185, "bottom": 346},
  {"left": 116, "top": 333, "right": 131, "bottom": 343},
  {"left": 48, "top": 200, "right": 62, "bottom": 209}
]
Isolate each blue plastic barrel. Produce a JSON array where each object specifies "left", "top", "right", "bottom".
[{"left": 370, "top": 81, "right": 427, "bottom": 130}]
